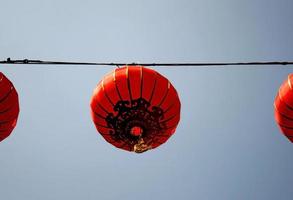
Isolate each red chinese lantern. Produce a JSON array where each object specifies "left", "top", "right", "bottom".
[
  {"left": 90, "top": 66, "right": 181, "bottom": 153},
  {"left": 274, "top": 74, "right": 293, "bottom": 143},
  {"left": 0, "top": 72, "right": 20, "bottom": 142}
]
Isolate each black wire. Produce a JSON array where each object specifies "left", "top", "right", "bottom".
[{"left": 0, "top": 58, "right": 293, "bottom": 67}]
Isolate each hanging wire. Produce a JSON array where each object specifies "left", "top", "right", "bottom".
[{"left": 0, "top": 58, "right": 293, "bottom": 67}]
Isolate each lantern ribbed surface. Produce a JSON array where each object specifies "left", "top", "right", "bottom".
[
  {"left": 0, "top": 72, "right": 19, "bottom": 142},
  {"left": 274, "top": 74, "right": 293, "bottom": 143},
  {"left": 90, "top": 66, "right": 180, "bottom": 153}
]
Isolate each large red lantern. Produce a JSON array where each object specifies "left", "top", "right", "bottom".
[
  {"left": 90, "top": 66, "right": 181, "bottom": 153},
  {"left": 274, "top": 74, "right": 293, "bottom": 143},
  {"left": 0, "top": 72, "right": 20, "bottom": 142}
]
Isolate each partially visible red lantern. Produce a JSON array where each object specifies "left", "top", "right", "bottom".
[
  {"left": 0, "top": 72, "right": 19, "bottom": 142},
  {"left": 274, "top": 74, "right": 293, "bottom": 143},
  {"left": 90, "top": 66, "right": 181, "bottom": 153}
]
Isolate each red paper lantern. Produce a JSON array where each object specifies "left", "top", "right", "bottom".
[
  {"left": 274, "top": 74, "right": 293, "bottom": 143},
  {"left": 0, "top": 72, "right": 20, "bottom": 142},
  {"left": 90, "top": 66, "right": 181, "bottom": 153}
]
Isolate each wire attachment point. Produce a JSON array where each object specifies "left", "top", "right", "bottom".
[{"left": 6, "top": 57, "right": 13, "bottom": 63}]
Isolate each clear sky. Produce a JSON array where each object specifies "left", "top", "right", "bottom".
[{"left": 0, "top": 0, "right": 293, "bottom": 199}]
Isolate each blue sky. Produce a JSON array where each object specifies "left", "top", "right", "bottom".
[{"left": 0, "top": 0, "right": 293, "bottom": 199}]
